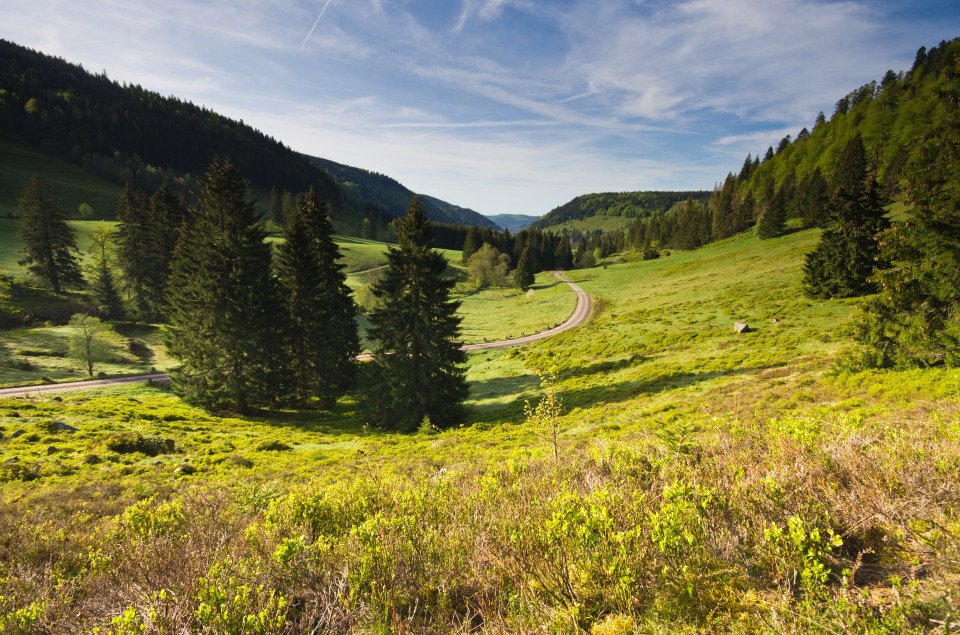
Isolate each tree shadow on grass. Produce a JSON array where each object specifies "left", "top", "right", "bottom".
[{"left": 465, "top": 360, "right": 787, "bottom": 425}]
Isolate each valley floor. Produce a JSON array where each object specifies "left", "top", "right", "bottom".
[{"left": 1, "top": 228, "right": 958, "bottom": 633}]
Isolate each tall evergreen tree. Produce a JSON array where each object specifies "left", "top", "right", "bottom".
[
  {"left": 364, "top": 196, "right": 468, "bottom": 431},
  {"left": 798, "top": 168, "right": 831, "bottom": 228},
  {"left": 802, "top": 134, "right": 889, "bottom": 298},
  {"left": 276, "top": 188, "right": 359, "bottom": 408},
  {"left": 514, "top": 247, "right": 535, "bottom": 290},
  {"left": 88, "top": 223, "right": 124, "bottom": 319},
  {"left": 850, "top": 62, "right": 960, "bottom": 368},
  {"left": 461, "top": 227, "right": 482, "bottom": 264},
  {"left": 757, "top": 184, "right": 788, "bottom": 239},
  {"left": 166, "top": 159, "right": 287, "bottom": 414},
  {"left": 115, "top": 183, "right": 159, "bottom": 320},
  {"left": 151, "top": 183, "right": 190, "bottom": 279},
  {"left": 16, "top": 175, "right": 84, "bottom": 293}
]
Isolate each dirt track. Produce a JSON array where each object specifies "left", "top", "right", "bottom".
[{"left": 0, "top": 272, "right": 591, "bottom": 397}]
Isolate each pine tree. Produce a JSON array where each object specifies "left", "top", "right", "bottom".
[
  {"left": 757, "top": 184, "right": 788, "bottom": 239},
  {"left": 799, "top": 168, "right": 830, "bottom": 228},
  {"left": 802, "top": 134, "right": 888, "bottom": 298},
  {"left": 364, "top": 196, "right": 468, "bottom": 431},
  {"left": 514, "top": 247, "right": 535, "bottom": 290},
  {"left": 276, "top": 188, "right": 359, "bottom": 408},
  {"left": 166, "top": 159, "right": 287, "bottom": 414},
  {"left": 16, "top": 175, "right": 84, "bottom": 293},
  {"left": 88, "top": 223, "right": 124, "bottom": 319},
  {"left": 115, "top": 183, "right": 158, "bottom": 319},
  {"left": 151, "top": 183, "right": 190, "bottom": 280},
  {"left": 850, "top": 62, "right": 960, "bottom": 368}
]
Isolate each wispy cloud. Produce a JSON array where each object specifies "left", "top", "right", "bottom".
[{"left": 2, "top": 0, "right": 958, "bottom": 214}]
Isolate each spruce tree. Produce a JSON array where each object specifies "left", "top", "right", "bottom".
[
  {"left": 514, "top": 247, "right": 535, "bottom": 290},
  {"left": 88, "top": 223, "right": 124, "bottom": 319},
  {"left": 151, "top": 184, "right": 190, "bottom": 278},
  {"left": 802, "top": 134, "right": 888, "bottom": 298},
  {"left": 276, "top": 188, "right": 359, "bottom": 408},
  {"left": 850, "top": 64, "right": 960, "bottom": 367},
  {"left": 115, "top": 183, "right": 158, "bottom": 320},
  {"left": 364, "top": 196, "right": 468, "bottom": 431},
  {"left": 16, "top": 175, "right": 83, "bottom": 293},
  {"left": 166, "top": 159, "right": 287, "bottom": 414},
  {"left": 757, "top": 184, "right": 788, "bottom": 239}
]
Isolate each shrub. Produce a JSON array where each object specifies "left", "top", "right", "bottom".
[{"left": 105, "top": 432, "right": 175, "bottom": 456}]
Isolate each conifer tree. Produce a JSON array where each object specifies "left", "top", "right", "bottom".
[
  {"left": 17, "top": 175, "right": 83, "bottom": 293},
  {"left": 151, "top": 183, "right": 190, "bottom": 279},
  {"left": 757, "top": 184, "right": 788, "bottom": 239},
  {"left": 166, "top": 159, "right": 287, "bottom": 414},
  {"left": 799, "top": 168, "right": 831, "bottom": 228},
  {"left": 850, "top": 63, "right": 960, "bottom": 367},
  {"left": 514, "top": 247, "right": 535, "bottom": 290},
  {"left": 276, "top": 188, "right": 359, "bottom": 408},
  {"left": 115, "top": 183, "right": 157, "bottom": 319},
  {"left": 461, "top": 227, "right": 482, "bottom": 264},
  {"left": 802, "top": 134, "right": 888, "bottom": 298},
  {"left": 88, "top": 223, "right": 124, "bottom": 319},
  {"left": 364, "top": 196, "right": 468, "bottom": 431}
]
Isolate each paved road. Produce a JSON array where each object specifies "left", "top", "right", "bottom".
[{"left": 0, "top": 272, "right": 591, "bottom": 398}]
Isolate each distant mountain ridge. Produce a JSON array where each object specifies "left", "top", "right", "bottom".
[
  {"left": 486, "top": 214, "right": 540, "bottom": 231},
  {"left": 306, "top": 155, "right": 498, "bottom": 229},
  {"left": 531, "top": 191, "right": 712, "bottom": 231}
]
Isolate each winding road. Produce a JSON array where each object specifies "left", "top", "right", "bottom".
[{"left": 0, "top": 272, "right": 591, "bottom": 398}]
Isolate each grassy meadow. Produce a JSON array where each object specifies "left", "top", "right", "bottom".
[
  {"left": 1, "top": 224, "right": 958, "bottom": 633},
  {"left": 0, "top": 134, "right": 121, "bottom": 220}
]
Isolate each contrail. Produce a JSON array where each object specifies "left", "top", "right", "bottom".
[{"left": 300, "top": 0, "right": 335, "bottom": 50}]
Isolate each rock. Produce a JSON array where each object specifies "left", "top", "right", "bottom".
[
  {"left": 175, "top": 463, "right": 197, "bottom": 475},
  {"left": 151, "top": 460, "right": 163, "bottom": 467},
  {"left": 734, "top": 322, "right": 749, "bottom": 333},
  {"left": 10, "top": 430, "right": 27, "bottom": 439},
  {"left": 4, "top": 456, "right": 19, "bottom": 464},
  {"left": 431, "top": 440, "right": 444, "bottom": 448},
  {"left": 46, "top": 446, "right": 59, "bottom": 456},
  {"left": 82, "top": 454, "right": 102, "bottom": 465},
  {"left": 54, "top": 421, "right": 78, "bottom": 433}
]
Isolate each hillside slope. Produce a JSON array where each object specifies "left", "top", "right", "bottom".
[{"left": 307, "top": 154, "right": 497, "bottom": 229}]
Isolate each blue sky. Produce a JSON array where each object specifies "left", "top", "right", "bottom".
[{"left": 4, "top": 1, "right": 959, "bottom": 217}]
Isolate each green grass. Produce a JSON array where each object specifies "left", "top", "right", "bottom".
[
  {"left": 1, "top": 224, "right": 958, "bottom": 633},
  {"left": 457, "top": 271, "right": 577, "bottom": 344},
  {"left": 0, "top": 133, "right": 121, "bottom": 219}
]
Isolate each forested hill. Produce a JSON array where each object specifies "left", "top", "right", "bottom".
[
  {"left": 0, "top": 39, "right": 350, "bottom": 214},
  {"left": 721, "top": 38, "right": 960, "bottom": 207},
  {"left": 0, "top": 39, "right": 499, "bottom": 232},
  {"left": 530, "top": 190, "right": 712, "bottom": 230},
  {"left": 306, "top": 155, "right": 498, "bottom": 229}
]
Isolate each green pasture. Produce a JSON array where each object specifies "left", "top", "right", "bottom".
[{"left": 0, "top": 133, "right": 121, "bottom": 219}]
